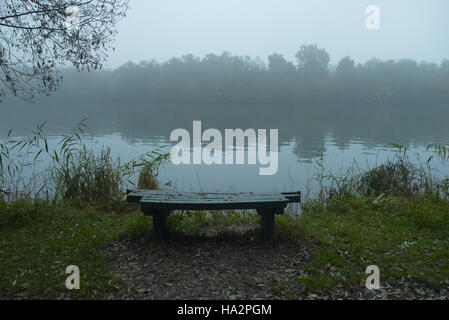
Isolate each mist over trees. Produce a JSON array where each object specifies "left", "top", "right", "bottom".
[{"left": 37, "top": 44, "right": 449, "bottom": 106}]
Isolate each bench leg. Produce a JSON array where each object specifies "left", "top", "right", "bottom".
[
  {"left": 152, "top": 211, "right": 170, "bottom": 241},
  {"left": 258, "top": 209, "right": 275, "bottom": 240}
]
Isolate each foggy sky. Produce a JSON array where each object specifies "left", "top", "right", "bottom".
[{"left": 105, "top": 0, "right": 449, "bottom": 68}]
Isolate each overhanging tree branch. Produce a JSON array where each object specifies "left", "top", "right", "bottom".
[{"left": 0, "top": 0, "right": 129, "bottom": 102}]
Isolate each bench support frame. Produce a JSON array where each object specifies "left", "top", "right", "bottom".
[
  {"left": 150, "top": 210, "right": 170, "bottom": 241},
  {"left": 257, "top": 209, "right": 276, "bottom": 240},
  {"left": 143, "top": 207, "right": 282, "bottom": 241}
]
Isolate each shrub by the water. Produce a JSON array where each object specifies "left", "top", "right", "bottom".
[
  {"left": 358, "top": 159, "right": 416, "bottom": 196},
  {"left": 137, "top": 163, "right": 159, "bottom": 190}
]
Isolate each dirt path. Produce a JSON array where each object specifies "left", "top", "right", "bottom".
[{"left": 109, "top": 237, "right": 312, "bottom": 300}]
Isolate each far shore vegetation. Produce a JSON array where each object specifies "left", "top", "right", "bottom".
[{"left": 27, "top": 44, "right": 449, "bottom": 107}]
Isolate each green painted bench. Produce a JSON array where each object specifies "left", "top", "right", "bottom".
[{"left": 126, "top": 189, "right": 301, "bottom": 240}]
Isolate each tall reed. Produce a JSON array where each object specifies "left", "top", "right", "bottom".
[{"left": 0, "top": 121, "right": 169, "bottom": 209}]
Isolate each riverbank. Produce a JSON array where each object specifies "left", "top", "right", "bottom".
[{"left": 1, "top": 193, "right": 448, "bottom": 300}]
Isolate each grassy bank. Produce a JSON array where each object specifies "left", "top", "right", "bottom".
[
  {"left": 0, "top": 200, "right": 142, "bottom": 299},
  {"left": 295, "top": 195, "right": 449, "bottom": 294}
]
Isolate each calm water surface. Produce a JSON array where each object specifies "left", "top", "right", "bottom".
[{"left": 1, "top": 103, "right": 449, "bottom": 197}]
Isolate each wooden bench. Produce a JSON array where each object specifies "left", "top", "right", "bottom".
[{"left": 126, "top": 190, "right": 301, "bottom": 240}]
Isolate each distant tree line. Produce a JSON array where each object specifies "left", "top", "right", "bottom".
[{"left": 44, "top": 44, "right": 449, "bottom": 106}]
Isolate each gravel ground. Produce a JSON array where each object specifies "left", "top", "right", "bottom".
[
  {"left": 108, "top": 236, "right": 449, "bottom": 300},
  {"left": 108, "top": 236, "right": 313, "bottom": 300}
]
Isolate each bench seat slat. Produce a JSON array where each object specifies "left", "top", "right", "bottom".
[{"left": 127, "top": 190, "right": 301, "bottom": 205}]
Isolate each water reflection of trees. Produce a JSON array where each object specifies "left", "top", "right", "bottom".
[{"left": 2, "top": 103, "right": 449, "bottom": 161}]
